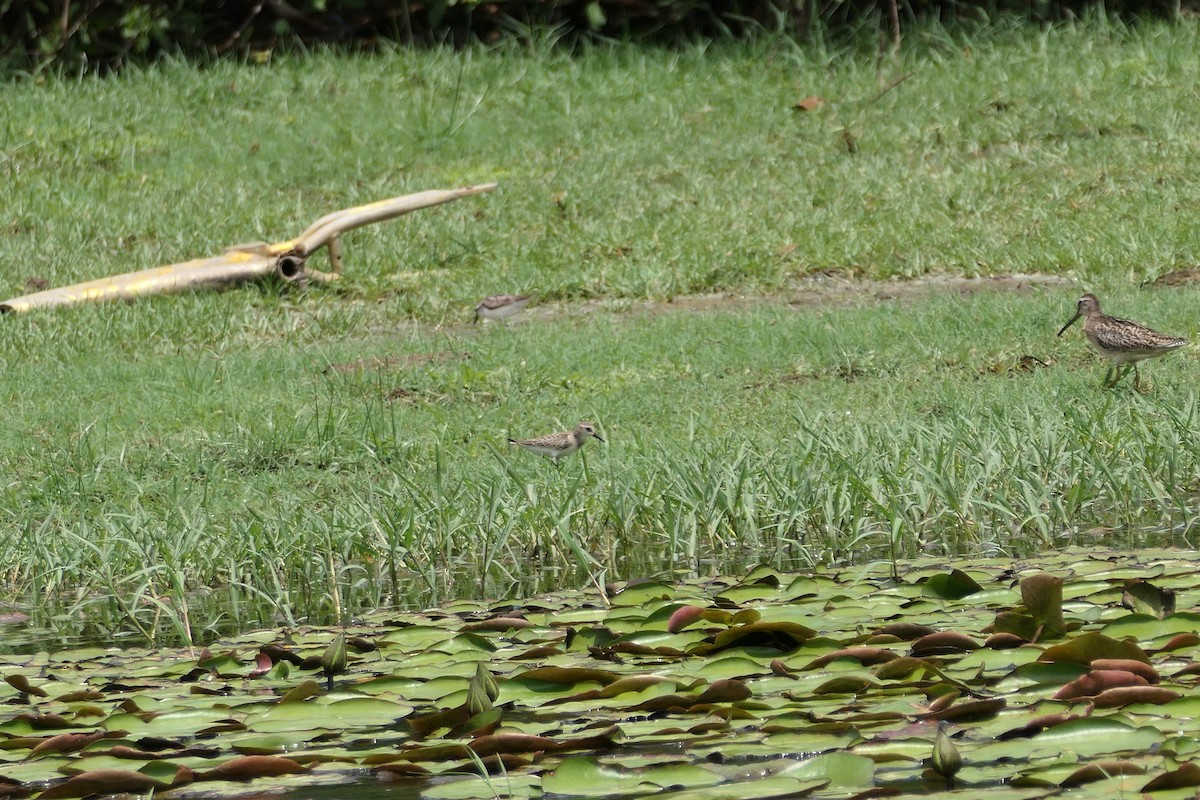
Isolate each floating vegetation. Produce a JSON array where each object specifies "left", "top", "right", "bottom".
[{"left": 1, "top": 548, "right": 1200, "bottom": 798}]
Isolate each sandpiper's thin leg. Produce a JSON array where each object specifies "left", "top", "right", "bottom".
[
  {"left": 1102, "top": 366, "right": 1115, "bottom": 388},
  {"left": 1133, "top": 364, "right": 1143, "bottom": 392},
  {"left": 1112, "top": 364, "right": 1132, "bottom": 388}
]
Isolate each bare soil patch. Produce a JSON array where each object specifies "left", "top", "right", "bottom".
[{"left": 513, "top": 272, "right": 1076, "bottom": 324}]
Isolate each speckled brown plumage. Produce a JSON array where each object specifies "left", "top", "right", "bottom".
[
  {"left": 1057, "top": 293, "right": 1186, "bottom": 390},
  {"left": 508, "top": 422, "right": 604, "bottom": 463}
]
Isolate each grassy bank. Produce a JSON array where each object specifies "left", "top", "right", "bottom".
[{"left": 1, "top": 17, "right": 1199, "bottom": 643}]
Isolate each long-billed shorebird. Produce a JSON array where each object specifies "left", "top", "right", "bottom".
[
  {"left": 508, "top": 422, "right": 604, "bottom": 463},
  {"left": 1057, "top": 293, "right": 1186, "bottom": 391},
  {"left": 474, "top": 294, "right": 531, "bottom": 324}
]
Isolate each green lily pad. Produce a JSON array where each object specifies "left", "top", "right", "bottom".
[{"left": 542, "top": 756, "right": 723, "bottom": 796}]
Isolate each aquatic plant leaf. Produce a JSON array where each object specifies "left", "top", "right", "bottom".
[
  {"left": 1031, "top": 718, "right": 1160, "bottom": 754},
  {"left": 997, "top": 712, "right": 1086, "bottom": 740},
  {"left": 873, "top": 622, "right": 936, "bottom": 640},
  {"left": 1039, "top": 632, "right": 1150, "bottom": 665},
  {"left": 992, "top": 609, "right": 1039, "bottom": 639},
  {"left": 197, "top": 755, "right": 307, "bottom": 781},
  {"left": 470, "top": 727, "right": 622, "bottom": 758},
  {"left": 420, "top": 773, "right": 539, "bottom": 799},
  {"left": 1090, "top": 686, "right": 1181, "bottom": 708},
  {"left": 1141, "top": 761, "right": 1200, "bottom": 792},
  {"left": 652, "top": 776, "right": 830, "bottom": 800},
  {"left": 1059, "top": 759, "right": 1146, "bottom": 787},
  {"left": 511, "top": 667, "right": 620, "bottom": 686},
  {"left": 1020, "top": 573, "right": 1065, "bottom": 639},
  {"left": 1090, "top": 659, "right": 1159, "bottom": 683},
  {"left": 717, "top": 584, "right": 781, "bottom": 604},
  {"left": 782, "top": 752, "right": 875, "bottom": 786},
  {"left": 37, "top": 767, "right": 184, "bottom": 798},
  {"left": 727, "top": 610, "right": 760, "bottom": 629},
  {"left": 985, "top": 632, "right": 1027, "bottom": 649},
  {"left": 246, "top": 697, "right": 410, "bottom": 733},
  {"left": 668, "top": 606, "right": 705, "bottom": 633},
  {"left": 923, "top": 570, "right": 984, "bottom": 600},
  {"left": 687, "top": 655, "right": 769, "bottom": 680},
  {"left": 1101, "top": 613, "right": 1200, "bottom": 643},
  {"left": 1121, "top": 580, "right": 1175, "bottom": 618},
  {"left": 28, "top": 731, "right": 120, "bottom": 755},
  {"left": 609, "top": 581, "right": 676, "bottom": 606},
  {"left": 694, "top": 679, "right": 752, "bottom": 703},
  {"left": 813, "top": 675, "right": 878, "bottom": 695},
  {"left": 1003, "top": 660, "right": 1088, "bottom": 688},
  {"left": 542, "top": 756, "right": 723, "bottom": 795},
  {"left": 1153, "top": 633, "right": 1200, "bottom": 653},
  {"left": 700, "top": 609, "right": 734, "bottom": 626},
  {"left": 278, "top": 680, "right": 323, "bottom": 703},
  {"left": 1053, "top": 670, "right": 1149, "bottom": 700},
  {"left": 100, "top": 708, "right": 238, "bottom": 738},
  {"left": 3, "top": 676, "right": 47, "bottom": 699},
  {"left": 196, "top": 653, "right": 245, "bottom": 676},
  {"left": 803, "top": 647, "right": 898, "bottom": 669},
  {"left": 699, "top": 621, "right": 815, "bottom": 654},
  {"left": 454, "top": 706, "right": 502, "bottom": 738},
  {"left": 460, "top": 616, "right": 533, "bottom": 632},
  {"left": 228, "top": 733, "right": 309, "bottom": 755},
  {"left": 924, "top": 697, "right": 1006, "bottom": 722},
  {"left": 379, "top": 626, "right": 459, "bottom": 649},
  {"left": 873, "top": 656, "right": 935, "bottom": 681},
  {"left": 910, "top": 631, "right": 980, "bottom": 656},
  {"left": 406, "top": 703, "right": 471, "bottom": 738}
]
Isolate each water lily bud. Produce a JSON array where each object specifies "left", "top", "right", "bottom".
[
  {"left": 467, "top": 662, "right": 498, "bottom": 717},
  {"left": 321, "top": 633, "right": 348, "bottom": 685},
  {"left": 931, "top": 722, "right": 962, "bottom": 787}
]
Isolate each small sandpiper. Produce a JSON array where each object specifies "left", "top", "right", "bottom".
[
  {"left": 508, "top": 422, "right": 604, "bottom": 463},
  {"left": 474, "top": 294, "right": 532, "bottom": 324},
  {"left": 1057, "top": 293, "right": 1186, "bottom": 391}
]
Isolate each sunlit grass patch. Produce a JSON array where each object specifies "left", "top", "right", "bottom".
[{"left": 0, "top": 17, "right": 1199, "bottom": 639}]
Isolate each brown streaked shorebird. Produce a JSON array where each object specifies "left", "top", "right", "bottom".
[
  {"left": 474, "top": 294, "right": 531, "bottom": 324},
  {"left": 1057, "top": 293, "right": 1186, "bottom": 391},
  {"left": 508, "top": 422, "right": 604, "bottom": 463}
]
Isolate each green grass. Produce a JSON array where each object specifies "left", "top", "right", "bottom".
[{"left": 2, "top": 17, "right": 1200, "bottom": 643}]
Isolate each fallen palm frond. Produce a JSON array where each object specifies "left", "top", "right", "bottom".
[{"left": 0, "top": 183, "right": 497, "bottom": 314}]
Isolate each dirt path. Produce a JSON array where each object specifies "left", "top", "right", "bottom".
[{"left": 522, "top": 272, "right": 1076, "bottom": 322}]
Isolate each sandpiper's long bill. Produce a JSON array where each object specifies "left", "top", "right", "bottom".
[
  {"left": 508, "top": 422, "right": 604, "bottom": 462},
  {"left": 474, "top": 294, "right": 532, "bottom": 324},
  {"left": 1057, "top": 293, "right": 1186, "bottom": 390}
]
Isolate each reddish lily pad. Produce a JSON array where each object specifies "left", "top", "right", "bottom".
[
  {"left": 1060, "top": 759, "right": 1146, "bottom": 787},
  {"left": 1142, "top": 761, "right": 1200, "bottom": 792},
  {"left": 38, "top": 767, "right": 189, "bottom": 799},
  {"left": 1053, "top": 670, "right": 1149, "bottom": 700}
]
